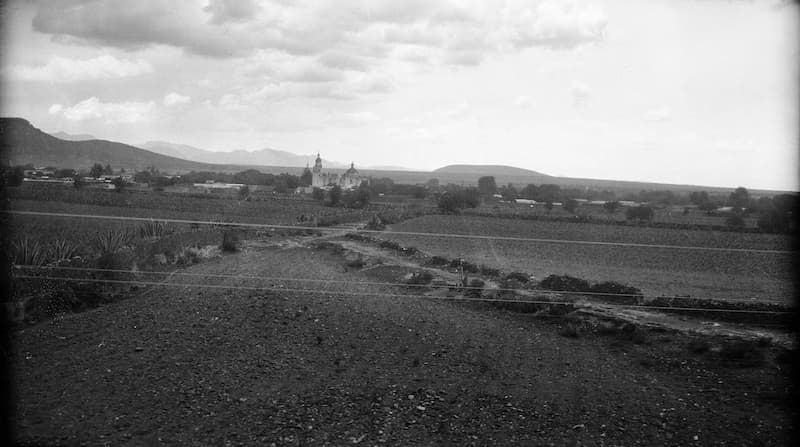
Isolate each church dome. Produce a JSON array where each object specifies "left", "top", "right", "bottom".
[{"left": 345, "top": 162, "right": 359, "bottom": 175}]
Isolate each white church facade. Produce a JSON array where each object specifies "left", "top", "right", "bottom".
[{"left": 310, "top": 153, "right": 363, "bottom": 190}]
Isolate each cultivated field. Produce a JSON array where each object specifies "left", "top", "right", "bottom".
[{"left": 384, "top": 215, "right": 794, "bottom": 303}]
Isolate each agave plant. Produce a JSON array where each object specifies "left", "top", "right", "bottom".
[
  {"left": 48, "top": 239, "right": 80, "bottom": 263},
  {"left": 94, "top": 229, "right": 133, "bottom": 255},
  {"left": 11, "top": 237, "right": 47, "bottom": 266},
  {"left": 139, "top": 219, "right": 172, "bottom": 239}
]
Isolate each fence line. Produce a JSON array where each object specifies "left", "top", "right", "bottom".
[
  {"left": 12, "top": 274, "right": 794, "bottom": 316},
  {"left": 5, "top": 210, "right": 793, "bottom": 254},
  {"left": 13, "top": 265, "right": 789, "bottom": 306}
]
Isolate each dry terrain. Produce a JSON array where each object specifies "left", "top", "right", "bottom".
[
  {"left": 11, "top": 234, "right": 796, "bottom": 446},
  {"left": 384, "top": 215, "right": 794, "bottom": 303}
]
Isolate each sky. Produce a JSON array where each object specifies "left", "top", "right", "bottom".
[{"left": 1, "top": 0, "right": 798, "bottom": 191}]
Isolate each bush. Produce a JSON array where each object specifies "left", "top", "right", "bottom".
[
  {"left": 687, "top": 339, "right": 711, "bottom": 354},
  {"left": 718, "top": 340, "right": 765, "bottom": 367},
  {"left": 480, "top": 265, "right": 501, "bottom": 277},
  {"left": 221, "top": 230, "right": 240, "bottom": 252},
  {"left": 378, "top": 240, "right": 401, "bottom": 250},
  {"left": 589, "top": 281, "right": 643, "bottom": 304},
  {"left": 539, "top": 274, "right": 591, "bottom": 292},
  {"left": 504, "top": 272, "right": 531, "bottom": 283},
  {"left": 725, "top": 214, "right": 745, "bottom": 229},
  {"left": 407, "top": 271, "right": 434, "bottom": 285},
  {"left": 466, "top": 278, "right": 484, "bottom": 297},
  {"left": 346, "top": 257, "right": 365, "bottom": 268},
  {"left": 559, "top": 323, "right": 580, "bottom": 338},
  {"left": 626, "top": 205, "right": 655, "bottom": 223},
  {"left": 429, "top": 256, "right": 449, "bottom": 266}
]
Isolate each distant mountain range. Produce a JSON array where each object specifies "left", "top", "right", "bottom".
[
  {"left": 2, "top": 117, "right": 777, "bottom": 194},
  {"left": 0, "top": 118, "right": 219, "bottom": 172},
  {"left": 138, "top": 141, "right": 345, "bottom": 169}
]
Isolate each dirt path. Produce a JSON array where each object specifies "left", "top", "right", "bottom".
[{"left": 11, "top": 240, "right": 795, "bottom": 446}]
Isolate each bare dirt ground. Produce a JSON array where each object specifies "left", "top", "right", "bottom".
[{"left": 10, "top": 235, "right": 797, "bottom": 446}]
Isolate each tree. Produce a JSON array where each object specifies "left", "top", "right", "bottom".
[
  {"left": 134, "top": 170, "right": 152, "bottom": 184},
  {"left": 411, "top": 185, "right": 427, "bottom": 199},
  {"left": 725, "top": 214, "right": 745, "bottom": 229},
  {"left": 237, "top": 185, "right": 250, "bottom": 200},
  {"left": 544, "top": 202, "right": 554, "bottom": 213},
  {"left": 299, "top": 167, "right": 313, "bottom": 187},
  {"left": 111, "top": 177, "right": 126, "bottom": 192},
  {"left": 477, "top": 176, "right": 497, "bottom": 196},
  {"left": 603, "top": 201, "right": 620, "bottom": 214},
  {"left": 4, "top": 166, "right": 24, "bottom": 187},
  {"left": 89, "top": 163, "right": 104, "bottom": 178},
  {"left": 344, "top": 183, "right": 371, "bottom": 209},
  {"left": 327, "top": 185, "right": 342, "bottom": 206},
  {"left": 55, "top": 168, "right": 76, "bottom": 178},
  {"left": 312, "top": 187, "right": 325, "bottom": 201},
  {"left": 499, "top": 183, "right": 517, "bottom": 202},
  {"left": 437, "top": 192, "right": 464, "bottom": 213},
  {"left": 463, "top": 187, "right": 481, "bottom": 208},
  {"left": 563, "top": 199, "right": 579, "bottom": 214},
  {"left": 689, "top": 191, "right": 709, "bottom": 206},
  {"left": 728, "top": 187, "right": 750, "bottom": 209},
  {"left": 626, "top": 205, "right": 654, "bottom": 223},
  {"left": 72, "top": 174, "right": 84, "bottom": 189},
  {"left": 103, "top": 163, "right": 113, "bottom": 175}
]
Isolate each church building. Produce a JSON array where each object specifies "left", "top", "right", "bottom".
[{"left": 310, "top": 153, "right": 363, "bottom": 190}]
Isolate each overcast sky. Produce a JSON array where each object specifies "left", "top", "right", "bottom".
[{"left": 2, "top": 0, "right": 797, "bottom": 190}]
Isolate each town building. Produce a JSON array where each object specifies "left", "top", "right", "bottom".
[{"left": 310, "top": 153, "right": 363, "bottom": 190}]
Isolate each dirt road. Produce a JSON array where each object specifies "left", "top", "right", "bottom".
[{"left": 11, "top": 241, "right": 795, "bottom": 445}]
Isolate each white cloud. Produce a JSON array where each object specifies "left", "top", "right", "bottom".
[
  {"left": 569, "top": 81, "right": 592, "bottom": 106},
  {"left": 164, "top": 92, "right": 191, "bottom": 106},
  {"left": 8, "top": 55, "right": 152, "bottom": 82},
  {"left": 50, "top": 97, "right": 156, "bottom": 123},
  {"left": 643, "top": 106, "right": 672, "bottom": 122},
  {"left": 515, "top": 95, "right": 531, "bottom": 108}
]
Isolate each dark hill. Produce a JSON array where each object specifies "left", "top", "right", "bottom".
[
  {"left": 433, "top": 164, "right": 551, "bottom": 178},
  {"left": 1, "top": 118, "right": 221, "bottom": 172}
]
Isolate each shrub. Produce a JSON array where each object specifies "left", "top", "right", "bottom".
[
  {"left": 725, "top": 214, "right": 746, "bottom": 229},
  {"left": 687, "top": 339, "right": 711, "bottom": 354},
  {"left": 480, "top": 265, "right": 501, "bottom": 277},
  {"left": 559, "top": 323, "right": 580, "bottom": 338},
  {"left": 504, "top": 272, "right": 531, "bottom": 283},
  {"left": 718, "top": 340, "right": 765, "bottom": 367},
  {"left": 365, "top": 214, "right": 385, "bottom": 231},
  {"left": 626, "top": 205, "right": 655, "bottom": 223},
  {"left": 378, "top": 240, "right": 401, "bottom": 250},
  {"left": 466, "top": 278, "right": 484, "bottom": 297},
  {"left": 407, "top": 271, "right": 434, "bottom": 285},
  {"left": 346, "top": 256, "right": 365, "bottom": 268},
  {"left": 540, "top": 274, "right": 591, "bottom": 292},
  {"left": 429, "top": 256, "right": 449, "bottom": 266},
  {"left": 589, "top": 281, "right": 644, "bottom": 304},
  {"left": 221, "top": 230, "right": 240, "bottom": 252}
]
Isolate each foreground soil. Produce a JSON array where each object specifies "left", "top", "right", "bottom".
[{"left": 10, "top": 241, "right": 796, "bottom": 446}]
